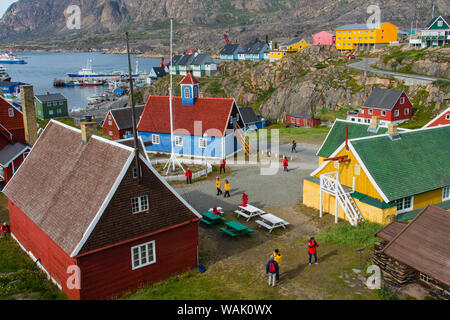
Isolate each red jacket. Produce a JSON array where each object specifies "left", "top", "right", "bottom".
[
  {"left": 185, "top": 170, "right": 192, "bottom": 178},
  {"left": 220, "top": 159, "right": 226, "bottom": 167},
  {"left": 308, "top": 240, "right": 319, "bottom": 254},
  {"left": 283, "top": 158, "right": 288, "bottom": 166},
  {"left": 1, "top": 224, "right": 10, "bottom": 235}
]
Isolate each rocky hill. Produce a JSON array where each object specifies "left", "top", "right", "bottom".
[
  {"left": 139, "top": 45, "right": 449, "bottom": 127},
  {"left": 0, "top": 0, "right": 448, "bottom": 55}
]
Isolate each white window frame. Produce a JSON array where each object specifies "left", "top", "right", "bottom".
[
  {"left": 8, "top": 108, "right": 14, "bottom": 117},
  {"left": 199, "top": 138, "right": 207, "bottom": 149},
  {"left": 152, "top": 134, "right": 160, "bottom": 145},
  {"left": 175, "top": 136, "right": 183, "bottom": 147},
  {"left": 108, "top": 120, "right": 112, "bottom": 126},
  {"left": 405, "top": 108, "right": 409, "bottom": 115},
  {"left": 131, "top": 195, "right": 149, "bottom": 214},
  {"left": 443, "top": 186, "right": 450, "bottom": 201},
  {"left": 59, "top": 101, "right": 64, "bottom": 105},
  {"left": 133, "top": 165, "right": 142, "bottom": 179},
  {"left": 109, "top": 131, "right": 113, "bottom": 136},
  {"left": 381, "top": 110, "right": 386, "bottom": 117},
  {"left": 354, "top": 164, "right": 361, "bottom": 175},
  {"left": 395, "top": 110, "right": 399, "bottom": 117},
  {"left": 437, "top": 20, "right": 443, "bottom": 27},
  {"left": 49, "top": 110, "right": 54, "bottom": 115},
  {"left": 400, "top": 97, "right": 405, "bottom": 104},
  {"left": 446, "top": 114, "right": 450, "bottom": 120},
  {"left": 334, "top": 161, "right": 340, "bottom": 169},
  {"left": 420, "top": 272, "right": 431, "bottom": 283},
  {"left": 184, "top": 87, "right": 190, "bottom": 99},
  {"left": 368, "top": 109, "right": 373, "bottom": 115},
  {"left": 131, "top": 240, "right": 156, "bottom": 270},
  {"left": 396, "top": 196, "right": 414, "bottom": 214}
]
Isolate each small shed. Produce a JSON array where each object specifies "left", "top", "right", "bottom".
[
  {"left": 239, "top": 107, "right": 266, "bottom": 130},
  {"left": 286, "top": 113, "right": 321, "bottom": 128}
]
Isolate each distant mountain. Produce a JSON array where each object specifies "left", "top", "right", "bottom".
[{"left": 0, "top": 0, "right": 447, "bottom": 54}]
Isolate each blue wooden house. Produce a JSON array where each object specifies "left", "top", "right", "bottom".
[
  {"left": 138, "top": 73, "right": 247, "bottom": 159},
  {"left": 244, "top": 41, "right": 270, "bottom": 60},
  {"left": 219, "top": 44, "right": 245, "bottom": 60}
]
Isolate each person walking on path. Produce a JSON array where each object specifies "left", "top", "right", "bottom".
[
  {"left": 220, "top": 158, "right": 226, "bottom": 174},
  {"left": 273, "top": 249, "right": 282, "bottom": 280},
  {"left": 283, "top": 156, "right": 289, "bottom": 172},
  {"left": 224, "top": 179, "right": 231, "bottom": 198},
  {"left": 1, "top": 222, "right": 10, "bottom": 239},
  {"left": 185, "top": 168, "right": 192, "bottom": 184},
  {"left": 216, "top": 177, "right": 223, "bottom": 196},
  {"left": 291, "top": 140, "right": 297, "bottom": 153},
  {"left": 241, "top": 192, "right": 248, "bottom": 206},
  {"left": 308, "top": 237, "right": 319, "bottom": 265},
  {"left": 266, "top": 254, "right": 279, "bottom": 287}
]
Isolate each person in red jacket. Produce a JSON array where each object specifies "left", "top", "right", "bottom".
[
  {"left": 241, "top": 192, "right": 248, "bottom": 206},
  {"left": 185, "top": 168, "right": 192, "bottom": 184},
  {"left": 212, "top": 206, "right": 222, "bottom": 216},
  {"left": 220, "top": 158, "right": 226, "bottom": 174},
  {"left": 1, "top": 222, "right": 10, "bottom": 239},
  {"left": 308, "top": 237, "right": 319, "bottom": 265},
  {"left": 283, "top": 156, "right": 289, "bottom": 172}
]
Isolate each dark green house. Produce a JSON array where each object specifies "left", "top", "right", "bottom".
[
  {"left": 34, "top": 93, "right": 68, "bottom": 120},
  {"left": 409, "top": 16, "right": 450, "bottom": 48}
]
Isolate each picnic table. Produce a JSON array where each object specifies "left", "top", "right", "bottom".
[
  {"left": 201, "top": 211, "right": 226, "bottom": 225},
  {"left": 235, "top": 204, "right": 265, "bottom": 221},
  {"left": 220, "top": 221, "right": 254, "bottom": 238},
  {"left": 255, "top": 213, "right": 290, "bottom": 233}
]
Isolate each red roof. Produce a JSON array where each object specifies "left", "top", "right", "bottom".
[
  {"left": 179, "top": 73, "right": 200, "bottom": 85},
  {"left": 138, "top": 96, "right": 235, "bottom": 137}
]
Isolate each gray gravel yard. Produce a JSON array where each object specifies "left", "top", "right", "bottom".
[{"left": 173, "top": 142, "right": 319, "bottom": 213}]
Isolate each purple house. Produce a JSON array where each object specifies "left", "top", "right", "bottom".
[{"left": 313, "top": 31, "right": 335, "bottom": 45}]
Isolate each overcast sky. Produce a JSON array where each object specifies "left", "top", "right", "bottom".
[{"left": 0, "top": 0, "right": 18, "bottom": 19}]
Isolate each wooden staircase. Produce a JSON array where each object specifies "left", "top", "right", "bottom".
[{"left": 233, "top": 122, "right": 250, "bottom": 155}]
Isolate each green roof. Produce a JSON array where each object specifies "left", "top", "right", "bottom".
[
  {"left": 317, "top": 120, "right": 391, "bottom": 158},
  {"left": 351, "top": 125, "right": 450, "bottom": 202}
]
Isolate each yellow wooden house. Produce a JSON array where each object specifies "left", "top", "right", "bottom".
[
  {"left": 335, "top": 22, "right": 398, "bottom": 50},
  {"left": 303, "top": 123, "right": 450, "bottom": 226},
  {"left": 269, "top": 38, "right": 310, "bottom": 61}
]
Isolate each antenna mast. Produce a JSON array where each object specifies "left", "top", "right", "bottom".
[
  {"left": 126, "top": 31, "right": 141, "bottom": 184},
  {"left": 164, "top": 18, "right": 184, "bottom": 174}
]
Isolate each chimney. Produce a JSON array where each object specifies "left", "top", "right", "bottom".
[
  {"left": 387, "top": 123, "right": 400, "bottom": 140},
  {"left": 368, "top": 116, "right": 380, "bottom": 133},
  {"left": 20, "top": 85, "right": 38, "bottom": 146},
  {"left": 80, "top": 122, "right": 97, "bottom": 144}
]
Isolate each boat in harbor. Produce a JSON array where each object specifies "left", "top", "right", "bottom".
[
  {"left": 0, "top": 52, "right": 27, "bottom": 64},
  {"left": 82, "top": 79, "right": 104, "bottom": 86},
  {"left": 63, "top": 81, "right": 83, "bottom": 87},
  {"left": 68, "top": 59, "right": 139, "bottom": 79},
  {"left": 0, "top": 65, "right": 11, "bottom": 82}
]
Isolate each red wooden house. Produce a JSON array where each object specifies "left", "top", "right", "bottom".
[
  {"left": 102, "top": 105, "right": 144, "bottom": 140},
  {"left": 0, "top": 89, "right": 36, "bottom": 185},
  {"left": 347, "top": 87, "right": 413, "bottom": 125},
  {"left": 3, "top": 120, "right": 201, "bottom": 300},
  {"left": 286, "top": 113, "right": 321, "bottom": 128},
  {"left": 423, "top": 107, "right": 450, "bottom": 128}
]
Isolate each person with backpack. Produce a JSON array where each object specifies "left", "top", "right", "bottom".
[
  {"left": 291, "top": 140, "right": 297, "bottom": 153},
  {"left": 283, "top": 156, "right": 289, "bottom": 172},
  {"left": 273, "top": 249, "right": 282, "bottom": 280},
  {"left": 1, "top": 222, "right": 10, "bottom": 239},
  {"left": 224, "top": 180, "right": 231, "bottom": 198},
  {"left": 185, "top": 168, "right": 192, "bottom": 184},
  {"left": 241, "top": 192, "right": 248, "bottom": 206},
  {"left": 216, "top": 177, "right": 223, "bottom": 196},
  {"left": 266, "top": 254, "right": 279, "bottom": 287},
  {"left": 308, "top": 237, "right": 319, "bottom": 265}
]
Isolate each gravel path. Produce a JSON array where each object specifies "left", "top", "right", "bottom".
[{"left": 173, "top": 142, "right": 319, "bottom": 213}]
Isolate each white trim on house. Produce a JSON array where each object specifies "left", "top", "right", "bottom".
[
  {"left": 152, "top": 134, "right": 160, "bottom": 145},
  {"left": 131, "top": 240, "right": 156, "bottom": 270},
  {"left": 395, "top": 195, "right": 414, "bottom": 214},
  {"left": 423, "top": 107, "right": 450, "bottom": 128},
  {"left": 442, "top": 186, "right": 450, "bottom": 201},
  {"left": 139, "top": 153, "right": 202, "bottom": 219},
  {"left": 0, "top": 145, "right": 31, "bottom": 168},
  {"left": 70, "top": 151, "right": 135, "bottom": 257}
]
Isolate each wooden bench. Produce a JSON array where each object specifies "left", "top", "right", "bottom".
[
  {"left": 200, "top": 218, "right": 212, "bottom": 225},
  {"left": 220, "top": 227, "right": 238, "bottom": 237},
  {"left": 255, "top": 220, "right": 273, "bottom": 230},
  {"left": 235, "top": 210, "right": 250, "bottom": 219}
]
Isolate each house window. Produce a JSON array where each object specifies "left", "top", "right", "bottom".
[
  {"left": 199, "top": 138, "right": 207, "bottom": 149},
  {"left": 420, "top": 273, "right": 431, "bottom": 283},
  {"left": 108, "top": 121, "right": 112, "bottom": 126},
  {"left": 395, "top": 110, "right": 399, "bottom": 117},
  {"left": 59, "top": 101, "right": 64, "bottom": 105},
  {"left": 405, "top": 108, "right": 409, "bottom": 115},
  {"left": 368, "top": 109, "right": 373, "bottom": 115},
  {"left": 152, "top": 134, "right": 160, "bottom": 145},
  {"left": 8, "top": 108, "right": 14, "bottom": 117},
  {"left": 131, "top": 195, "right": 149, "bottom": 214},
  {"left": 132, "top": 165, "right": 142, "bottom": 179},
  {"left": 446, "top": 114, "right": 450, "bottom": 120},
  {"left": 49, "top": 110, "right": 54, "bottom": 115},
  {"left": 175, "top": 136, "right": 183, "bottom": 147},
  {"left": 400, "top": 97, "right": 405, "bottom": 104},
  {"left": 437, "top": 21, "right": 443, "bottom": 27},
  {"left": 296, "top": 118, "right": 300, "bottom": 125},
  {"left": 334, "top": 161, "right": 340, "bottom": 169},
  {"left": 354, "top": 164, "right": 360, "bottom": 175},
  {"left": 184, "top": 87, "right": 190, "bottom": 99},
  {"left": 109, "top": 131, "right": 113, "bottom": 136},
  {"left": 131, "top": 240, "right": 156, "bottom": 270},
  {"left": 381, "top": 110, "right": 386, "bottom": 117},
  {"left": 396, "top": 196, "right": 413, "bottom": 213},
  {"left": 443, "top": 186, "right": 450, "bottom": 201}
]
